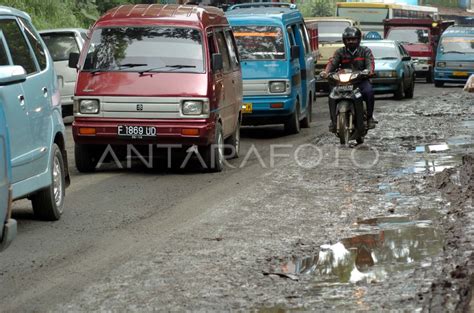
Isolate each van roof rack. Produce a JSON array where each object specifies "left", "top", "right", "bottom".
[{"left": 227, "top": 2, "right": 298, "bottom": 11}]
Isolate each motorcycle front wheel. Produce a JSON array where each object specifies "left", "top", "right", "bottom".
[{"left": 337, "top": 112, "right": 351, "bottom": 146}]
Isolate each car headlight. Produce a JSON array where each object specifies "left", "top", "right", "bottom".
[
  {"left": 182, "top": 100, "right": 208, "bottom": 115},
  {"left": 437, "top": 62, "right": 446, "bottom": 68},
  {"left": 269, "top": 81, "right": 287, "bottom": 93},
  {"left": 79, "top": 99, "right": 99, "bottom": 114}
]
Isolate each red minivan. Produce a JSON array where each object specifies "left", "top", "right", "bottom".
[{"left": 69, "top": 4, "right": 242, "bottom": 172}]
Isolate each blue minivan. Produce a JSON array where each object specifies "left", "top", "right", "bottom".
[
  {"left": 0, "top": 92, "right": 15, "bottom": 251},
  {"left": 434, "top": 25, "right": 474, "bottom": 87},
  {"left": 226, "top": 3, "right": 315, "bottom": 134},
  {"left": 0, "top": 6, "right": 70, "bottom": 221}
]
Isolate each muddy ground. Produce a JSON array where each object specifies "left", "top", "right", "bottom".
[{"left": 44, "top": 91, "right": 473, "bottom": 312}]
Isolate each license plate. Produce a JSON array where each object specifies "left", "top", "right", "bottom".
[
  {"left": 242, "top": 103, "right": 252, "bottom": 113},
  {"left": 336, "top": 85, "right": 353, "bottom": 91},
  {"left": 118, "top": 125, "right": 157, "bottom": 138},
  {"left": 453, "top": 71, "right": 468, "bottom": 77}
]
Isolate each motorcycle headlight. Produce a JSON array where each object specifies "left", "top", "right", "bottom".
[
  {"left": 182, "top": 100, "right": 209, "bottom": 115},
  {"left": 79, "top": 99, "right": 99, "bottom": 114},
  {"left": 269, "top": 81, "right": 287, "bottom": 93},
  {"left": 339, "top": 73, "right": 352, "bottom": 83},
  {"left": 437, "top": 62, "right": 446, "bottom": 68}
]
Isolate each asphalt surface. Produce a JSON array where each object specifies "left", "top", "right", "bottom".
[{"left": 0, "top": 81, "right": 471, "bottom": 311}]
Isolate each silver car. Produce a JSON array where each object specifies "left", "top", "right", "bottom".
[{"left": 40, "top": 28, "right": 87, "bottom": 117}]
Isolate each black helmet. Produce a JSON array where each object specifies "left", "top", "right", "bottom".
[{"left": 342, "top": 26, "right": 362, "bottom": 51}]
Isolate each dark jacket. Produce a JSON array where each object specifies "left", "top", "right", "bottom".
[{"left": 325, "top": 46, "right": 375, "bottom": 74}]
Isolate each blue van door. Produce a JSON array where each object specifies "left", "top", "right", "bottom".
[
  {"left": 295, "top": 23, "right": 315, "bottom": 117},
  {"left": 0, "top": 100, "right": 10, "bottom": 236},
  {"left": 286, "top": 26, "right": 303, "bottom": 113}
]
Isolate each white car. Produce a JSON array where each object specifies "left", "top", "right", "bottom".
[{"left": 40, "top": 28, "right": 87, "bottom": 118}]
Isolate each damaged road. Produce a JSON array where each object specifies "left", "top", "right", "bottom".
[{"left": 0, "top": 85, "right": 472, "bottom": 311}]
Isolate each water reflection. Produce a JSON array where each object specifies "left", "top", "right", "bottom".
[{"left": 270, "top": 225, "right": 443, "bottom": 284}]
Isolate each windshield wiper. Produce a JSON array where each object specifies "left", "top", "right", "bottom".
[
  {"left": 138, "top": 64, "right": 196, "bottom": 75},
  {"left": 117, "top": 63, "right": 148, "bottom": 70},
  {"left": 443, "top": 50, "right": 465, "bottom": 54},
  {"left": 377, "top": 57, "right": 398, "bottom": 60}
]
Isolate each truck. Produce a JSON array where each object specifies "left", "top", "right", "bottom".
[{"left": 384, "top": 18, "right": 454, "bottom": 83}]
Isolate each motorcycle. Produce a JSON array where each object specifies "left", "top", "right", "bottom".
[{"left": 327, "top": 69, "right": 370, "bottom": 146}]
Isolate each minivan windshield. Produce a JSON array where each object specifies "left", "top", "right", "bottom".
[
  {"left": 440, "top": 36, "right": 474, "bottom": 54},
  {"left": 83, "top": 26, "right": 204, "bottom": 73},
  {"left": 317, "top": 21, "right": 350, "bottom": 43},
  {"left": 41, "top": 33, "right": 80, "bottom": 62},
  {"left": 387, "top": 28, "right": 430, "bottom": 44},
  {"left": 232, "top": 26, "right": 285, "bottom": 60}
]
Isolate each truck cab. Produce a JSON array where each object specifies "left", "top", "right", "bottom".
[
  {"left": 384, "top": 18, "right": 454, "bottom": 83},
  {"left": 303, "top": 17, "right": 359, "bottom": 91}
]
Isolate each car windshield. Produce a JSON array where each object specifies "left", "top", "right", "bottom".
[
  {"left": 387, "top": 29, "right": 430, "bottom": 44},
  {"left": 83, "top": 26, "right": 204, "bottom": 73},
  {"left": 363, "top": 44, "right": 399, "bottom": 59},
  {"left": 440, "top": 36, "right": 474, "bottom": 54},
  {"left": 317, "top": 21, "right": 350, "bottom": 43},
  {"left": 232, "top": 26, "right": 285, "bottom": 60},
  {"left": 41, "top": 32, "right": 80, "bottom": 62}
]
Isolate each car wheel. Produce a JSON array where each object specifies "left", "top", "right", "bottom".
[
  {"left": 31, "top": 144, "right": 65, "bottom": 221},
  {"left": 285, "top": 100, "right": 301, "bottom": 134},
  {"left": 300, "top": 95, "right": 312, "bottom": 129},
  {"left": 75, "top": 144, "right": 99, "bottom": 173},
  {"left": 225, "top": 116, "right": 241, "bottom": 159},
  {"left": 434, "top": 80, "right": 444, "bottom": 88},
  {"left": 394, "top": 80, "right": 404, "bottom": 100},
  {"left": 404, "top": 76, "right": 415, "bottom": 99},
  {"left": 202, "top": 122, "right": 224, "bottom": 172}
]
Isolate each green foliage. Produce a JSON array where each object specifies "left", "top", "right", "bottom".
[
  {"left": 296, "top": 0, "right": 336, "bottom": 18},
  {"left": 0, "top": 0, "right": 158, "bottom": 30}
]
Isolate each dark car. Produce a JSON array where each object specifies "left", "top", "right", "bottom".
[{"left": 362, "top": 40, "right": 416, "bottom": 99}]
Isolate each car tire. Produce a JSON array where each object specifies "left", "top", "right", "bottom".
[
  {"left": 202, "top": 122, "right": 224, "bottom": 172},
  {"left": 394, "top": 80, "right": 404, "bottom": 100},
  {"left": 434, "top": 80, "right": 444, "bottom": 88},
  {"left": 300, "top": 95, "right": 312, "bottom": 129},
  {"left": 404, "top": 76, "right": 415, "bottom": 99},
  {"left": 285, "top": 100, "right": 301, "bottom": 134},
  {"left": 75, "top": 143, "right": 99, "bottom": 173},
  {"left": 31, "top": 144, "right": 65, "bottom": 221},
  {"left": 225, "top": 115, "right": 241, "bottom": 159}
]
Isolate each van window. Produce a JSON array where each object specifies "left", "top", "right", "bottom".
[
  {"left": 0, "top": 19, "right": 36, "bottom": 74},
  {"left": 317, "top": 21, "right": 350, "bottom": 43},
  {"left": 233, "top": 26, "right": 285, "bottom": 60},
  {"left": 287, "top": 26, "right": 296, "bottom": 47},
  {"left": 41, "top": 32, "right": 80, "bottom": 62},
  {"left": 224, "top": 30, "right": 239, "bottom": 70},
  {"left": 84, "top": 26, "right": 204, "bottom": 73},
  {"left": 298, "top": 24, "right": 310, "bottom": 54},
  {"left": 387, "top": 29, "right": 430, "bottom": 44},
  {"left": 0, "top": 40, "right": 9, "bottom": 65},
  {"left": 19, "top": 18, "right": 47, "bottom": 70},
  {"left": 439, "top": 36, "right": 474, "bottom": 54},
  {"left": 215, "top": 31, "right": 231, "bottom": 72}
]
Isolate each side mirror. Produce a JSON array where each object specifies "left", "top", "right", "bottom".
[
  {"left": 291, "top": 45, "right": 300, "bottom": 59},
  {"left": 402, "top": 56, "right": 411, "bottom": 61},
  {"left": 68, "top": 52, "right": 80, "bottom": 69},
  {"left": 212, "top": 53, "right": 223, "bottom": 71},
  {"left": 0, "top": 66, "right": 26, "bottom": 85}
]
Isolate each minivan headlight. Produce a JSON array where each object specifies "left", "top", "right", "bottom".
[
  {"left": 269, "top": 81, "right": 287, "bottom": 93},
  {"left": 79, "top": 99, "right": 99, "bottom": 114},
  {"left": 437, "top": 62, "right": 446, "bottom": 68},
  {"left": 182, "top": 100, "right": 208, "bottom": 115}
]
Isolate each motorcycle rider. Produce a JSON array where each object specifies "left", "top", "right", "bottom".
[{"left": 320, "top": 26, "right": 377, "bottom": 132}]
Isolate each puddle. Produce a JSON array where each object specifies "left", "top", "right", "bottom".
[{"left": 269, "top": 218, "right": 443, "bottom": 285}]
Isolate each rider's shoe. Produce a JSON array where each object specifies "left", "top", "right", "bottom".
[
  {"left": 367, "top": 118, "right": 376, "bottom": 129},
  {"left": 329, "top": 122, "right": 336, "bottom": 133}
]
